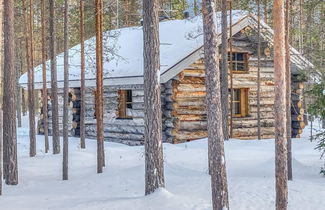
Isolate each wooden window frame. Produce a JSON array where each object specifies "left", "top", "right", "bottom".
[
  {"left": 117, "top": 89, "right": 133, "bottom": 119},
  {"left": 231, "top": 88, "right": 249, "bottom": 118},
  {"left": 229, "top": 52, "right": 249, "bottom": 74}
]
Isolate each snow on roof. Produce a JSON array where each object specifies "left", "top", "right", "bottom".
[
  {"left": 19, "top": 10, "right": 248, "bottom": 89},
  {"left": 19, "top": 10, "right": 313, "bottom": 89}
]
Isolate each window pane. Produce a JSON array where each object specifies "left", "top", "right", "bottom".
[
  {"left": 126, "top": 90, "right": 132, "bottom": 109},
  {"left": 233, "top": 89, "right": 240, "bottom": 101},
  {"left": 233, "top": 102, "right": 241, "bottom": 115},
  {"left": 236, "top": 53, "right": 244, "bottom": 61}
]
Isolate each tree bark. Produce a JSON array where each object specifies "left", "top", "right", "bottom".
[
  {"left": 62, "top": 0, "right": 69, "bottom": 181},
  {"left": 257, "top": 0, "right": 262, "bottom": 140},
  {"left": 80, "top": 0, "right": 86, "bottom": 149},
  {"left": 49, "top": 0, "right": 60, "bottom": 154},
  {"left": 202, "top": 1, "right": 229, "bottom": 209},
  {"left": 28, "top": 0, "right": 36, "bottom": 157},
  {"left": 3, "top": 0, "right": 18, "bottom": 185},
  {"left": 143, "top": 0, "right": 165, "bottom": 195},
  {"left": 220, "top": 0, "right": 229, "bottom": 140},
  {"left": 273, "top": 0, "right": 288, "bottom": 209},
  {"left": 41, "top": 0, "right": 49, "bottom": 153},
  {"left": 0, "top": 111, "right": 3, "bottom": 195},
  {"left": 95, "top": 0, "right": 105, "bottom": 173},
  {"left": 285, "top": 0, "right": 293, "bottom": 181},
  {"left": 229, "top": 2, "right": 233, "bottom": 138}
]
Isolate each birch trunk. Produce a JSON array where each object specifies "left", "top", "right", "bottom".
[
  {"left": 3, "top": 0, "right": 18, "bottom": 185},
  {"left": 49, "top": 0, "right": 60, "bottom": 154},
  {"left": 143, "top": 0, "right": 165, "bottom": 195},
  {"left": 273, "top": 0, "right": 288, "bottom": 209},
  {"left": 62, "top": 0, "right": 69, "bottom": 181},
  {"left": 202, "top": 1, "right": 229, "bottom": 209}
]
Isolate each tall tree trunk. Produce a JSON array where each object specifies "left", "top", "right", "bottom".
[
  {"left": 221, "top": 0, "right": 229, "bottom": 140},
  {"left": 143, "top": 0, "right": 165, "bottom": 195},
  {"left": 95, "top": 0, "right": 105, "bottom": 173},
  {"left": 80, "top": 0, "right": 86, "bottom": 149},
  {"left": 0, "top": 111, "right": 2, "bottom": 195},
  {"left": 41, "top": 0, "right": 49, "bottom": 153},
  {"left": 62, "top": 0, "right": 69, "bottom": 181},
  {"left": 3, "top": 0, "right": 18, "bottom": 185},
  {"left": 229, "top": 1, "right": 233, "bottom": 138},
  {"left": 273, "top": 0, "right": 288, "bottom": 209},
  {"left": 28, "top": 0, "right": 36, "bottom": 157},
  {"left": 285, "top": 0, "right": 293, "bottom": 181},
  {"left": 49, "top": 0, "right": 60, "bottom": 154},
  {"left": 202, "top": 1, "right": 229, "bottom": 209},
  {"left": 17, "top": 42, "right": 22, "bottom": 128},
  {"left": 257, "top": 0, "right": 261, "bottom": 140},
  {"left": 0, "top": 0, "right": 2, "bottom": 195}
]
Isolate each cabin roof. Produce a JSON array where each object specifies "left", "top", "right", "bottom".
[{"left": 19, "top": 10, "right": 314, "bottom": 89}]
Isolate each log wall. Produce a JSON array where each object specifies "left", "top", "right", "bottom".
[{"left": 37, "top": 30, "right": 305, "bottom": 145}]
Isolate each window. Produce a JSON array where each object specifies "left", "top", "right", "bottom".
[
  {"left": 230, "top": 88, "right": 249, "bottom": 117},
  {"left": 228, "top": 52, "right": 249, "bottom": 73},
  {"left": 118, "top": 90, "right": 133, "bottom": 119}
]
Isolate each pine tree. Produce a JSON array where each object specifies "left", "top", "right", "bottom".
[
  {"left": 143, "top": 0, "right": 165, "bottom": 195},
  {"left": 62, "top": 0, "right": 69, "bottom": 181},
  {"left": 0, "top": 1, "right": 2, "bottom": 194},
  {"left": 28, "top": 0, "right": 36, "bottom": 157},
  {"left": 49, "top": 0, "right": 60, "bottom": 154},
  {"left": 41, "top": 0, "right": 49, "bottom": 153},
  {"left": 0, "top": 111, "right": 3, "bottom": 195},
  {"left": 220, "top": 0, "right": 229, "bottom": 140},
  {"left": 95, "top": 0, "right": 105, "bottom": 173},
  {"left": 3, "top": 0, "right": 18, "bottom": 185},
  {"left": 202, "top": 0, "right": 229, "bottom": 209},
  {"left": 273, "top": 0, "right": 288, "bottom": 209},
  {"left": 257, "top": 0, "right": 262, "bottom": 140},
  {"left": 80, "top": 0, "right": 86, "bottom": 149},
  {"left": 285, "top": 0, "right": 293, "bottom": 181}
]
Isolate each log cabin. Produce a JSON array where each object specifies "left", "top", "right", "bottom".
[{"left": 19, "top": 10, "right": 313, "bottom": 145}]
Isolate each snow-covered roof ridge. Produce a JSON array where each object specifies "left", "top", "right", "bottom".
[{"left": 19, "top": 10, "right": 313, "bottom": 89}]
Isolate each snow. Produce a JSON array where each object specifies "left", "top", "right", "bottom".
[
  {"left": 1, "top": 116, "right": 324, "bottom": 210},
  {"left": 19, "top": 10, "right": 248, "bottom": 89}
]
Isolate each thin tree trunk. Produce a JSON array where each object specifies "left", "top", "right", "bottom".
[
  {"left": 41, "top": 0, "right": 49, "bottom": 153},
  {"left": 202, "top": 1, "right": 229, "bottom": 209},
  {"left": 22, "top": 89, "right": 27, "bottom": 116},
  {"left": 221, "top": 0, "right": 229, "bottom": 140},
  {"left": 229, "top": 1, "right": 233, "bottom": 138},
  {"left": 49, "top": 0, "right": 60, "bottom": 154},
  {"left": 28, "top": 0, "right": 36, "bottom": 157},
  {"left": 285, "top": 0, "right": 293, "bottom": 181},
  {"left": 80, "top": 0, "right": 86, "bottom": 149},
  {"left": 273, "top": 0, "right": 288, "bottom": 209},
  {"left": 257, "top": 0, "right": 261, "bottom": 140},
  {"left": 62, "top": 0, "right": 69, "bottom": 181},
  {"left": 0, "top": 111, "right": 2, "bottom": 195},
  {"left": 17, "top": 42, "right": 22, "bottom": 128},
  {"left": 95, "top": 0, "right": 105, "bottom": 173},
  {"left": 3, "top": 0, "right": 18, "bottom": 185},
  {"left": 143, "top": 0, "right": 165, "bottom": 195}
]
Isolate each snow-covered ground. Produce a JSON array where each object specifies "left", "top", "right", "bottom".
[{"left": 1, "top": 117, "right": 324, "bottom": 210}]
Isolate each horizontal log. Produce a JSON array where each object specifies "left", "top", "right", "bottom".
[{"left": 233, "top": 127, "right": 275, "bottom": 137}]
